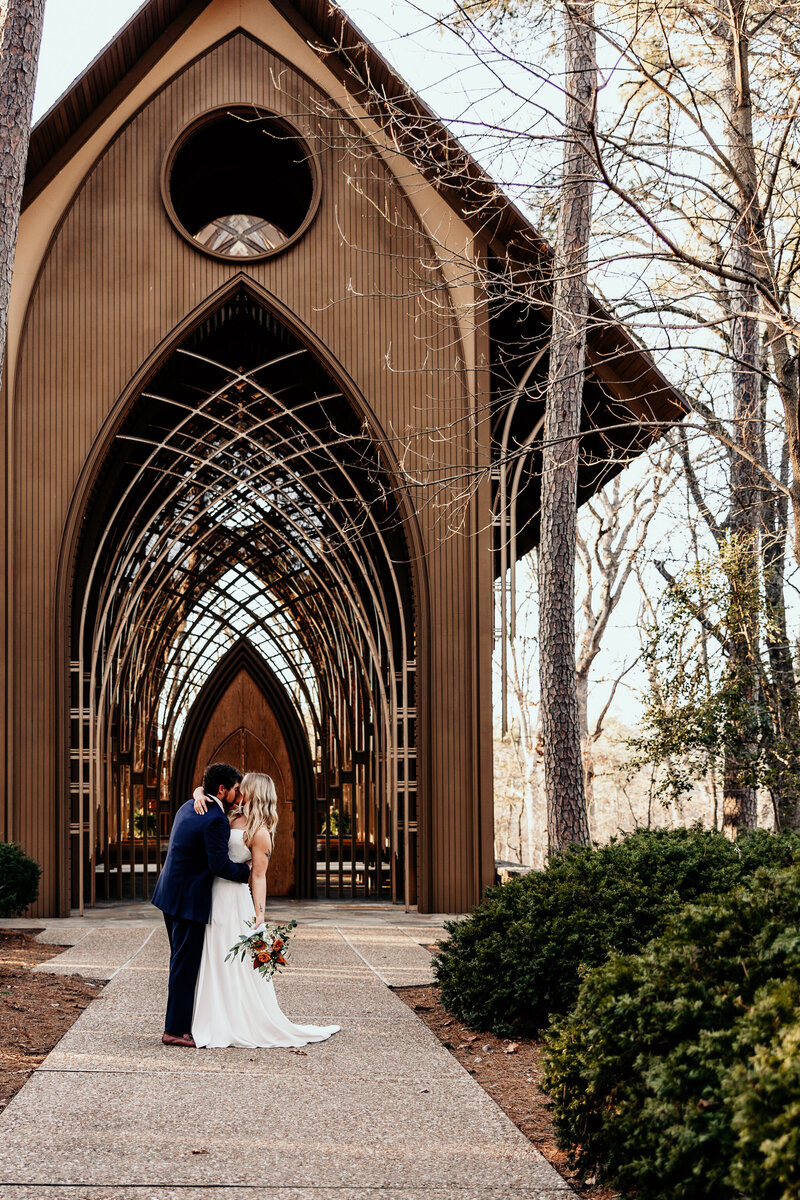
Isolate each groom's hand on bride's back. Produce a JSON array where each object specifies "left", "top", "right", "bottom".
[{"left": 202, "top": 810, "right": 250, "bottom": 884}]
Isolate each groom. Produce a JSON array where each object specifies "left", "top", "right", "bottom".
[{"left": 152, "top": 762, "right": 251, "bottom": 1047}]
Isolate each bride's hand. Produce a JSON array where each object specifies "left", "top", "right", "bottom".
[{"left": 193, "top": 787, "right": 208, "bottom": 814}]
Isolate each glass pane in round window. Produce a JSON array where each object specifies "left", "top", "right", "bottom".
[
  {"left": 166, "top": 109, "right": 316, "bottom": 262},
  {"left": 194, "top": 215, "right": 288, "bottom": 258}
]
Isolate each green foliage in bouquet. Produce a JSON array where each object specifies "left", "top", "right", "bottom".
[
  {"left": 0, "top": 842, "right": 41, "bottom": 916},
  {"left": 227, "top": 918, "right": 298, "bottom": 979},
  {"left": 541, "top": 866, "right": 800, "bottom": 1200},
  {"left": 433, "top": 826, "right": 800, "bottom": 1036}
]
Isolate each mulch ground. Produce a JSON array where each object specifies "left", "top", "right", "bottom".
[
  {"left": 0, "top": 930, "right": 104, "bottom": 1112},
  {"left": 395, "top": 982, "right": 618, "bottom": 1200}
]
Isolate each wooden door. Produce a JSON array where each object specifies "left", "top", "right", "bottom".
[{"left": 190, "top": 667, "right": 295, "bottom": 896}]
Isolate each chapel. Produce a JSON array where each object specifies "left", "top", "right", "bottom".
[{"left": 1, "top": 0, "right": 681, "bottom": 916}]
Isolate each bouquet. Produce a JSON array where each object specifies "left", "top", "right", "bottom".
[{"left": 226, "top": 918, "right": 298, "bottom": 979}]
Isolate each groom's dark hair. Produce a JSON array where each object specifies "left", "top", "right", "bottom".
[{"left": 202, "top": 762, "right": 242, "bottom": 796}]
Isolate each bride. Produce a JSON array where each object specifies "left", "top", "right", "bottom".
[{"left": 190, "top": 771, "right": 340, "bottom": 1050}]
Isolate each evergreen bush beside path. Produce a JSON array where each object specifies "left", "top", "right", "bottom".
[
  {"left": 542, "top": 865, "right": 800, "bottom": 1200},
  {"left": 0, "top": 842, "right": 40, "bottom": 917},
  {"left": 434, "top": 827, "right": 800, "bottom": 1036}
]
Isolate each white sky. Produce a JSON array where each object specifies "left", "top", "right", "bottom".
[{"left": 34, "top": 0, "right": 144, "bottom": 120}]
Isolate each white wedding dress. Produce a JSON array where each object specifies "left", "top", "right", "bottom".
[{"left": 191, "top": 828, "right": 340, "bottom": 1049}]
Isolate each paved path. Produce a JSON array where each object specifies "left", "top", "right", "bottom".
[{"left": 0, "top": 909, "right": 569, "bottom": 1199}]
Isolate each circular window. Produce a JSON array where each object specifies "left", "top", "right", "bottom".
[{"left": 164, "top": 108, "right": 319, "bottom": 260}]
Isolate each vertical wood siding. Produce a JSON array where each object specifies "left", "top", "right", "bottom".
[{"left": 12, "top": 31, "right": 491, "bottom": 915}]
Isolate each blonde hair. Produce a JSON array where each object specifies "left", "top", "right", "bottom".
[{"left": 234, "top": 772, "right": 279, "bottom": 848}]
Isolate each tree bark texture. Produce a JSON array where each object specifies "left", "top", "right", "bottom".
[
  {"left": 539, "top": 0, "right": 594, "bottom": 854},
  {"left": 719, "top": 3, "right": 761, "bottom": 833},
  {"left": 575, "top": 666, "right": 596, "bottom": 831},
  {"left": 0, "top": 1, "right": 45, "bottom": 381},
  {"left": 759, "top": 431, "right": 800, "bottom": 827}
]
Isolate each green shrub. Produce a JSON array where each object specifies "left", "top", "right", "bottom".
[
  {"left": 541, "top": 866, "right": 800, "bottom": 1200},
  {"left": 433, "top": 826, "right": 800, "bottom": 1036},
  {"left": 133, "top": 808, "right": 156, "bottom": 838},
  {"left": 727, "top": 984, "right": 800, "bottom": 1200},
  {"left": 0, "top": 842, "right": 41, "bottom": 916}
]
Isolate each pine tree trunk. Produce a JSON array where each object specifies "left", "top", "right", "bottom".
[
  {"left": 719, "top": 1, "right": 761, "bottom": 834},
  {"left": 575, "top": 659, "right": 596, "bottom": 835},
  {"left": 762, "top": 514, "right": 800, "bottom": 827},
  {"left": 539, "top": 0, "right": 594, "bottom": 854},
  {"left": 758, "top": 428, "right": 800, "bottom": 827},
  {"left": 0, "top": 1, "right": 45, "bottom": 379}
]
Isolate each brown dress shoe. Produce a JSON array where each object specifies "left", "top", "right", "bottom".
[{"left": 162, "top": 1031, "right": 196, "bottom": 1047}]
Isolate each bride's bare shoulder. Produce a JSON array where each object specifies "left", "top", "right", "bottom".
[{"left": 251, "top": 825, "right": 273, "bottom": 854}]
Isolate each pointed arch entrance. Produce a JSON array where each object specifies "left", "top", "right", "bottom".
[
  {"left": 64, "top": 283, "right": 421, "bottom": 910},
  {"left": 171, "top": 639, "right": 315, "bottom": 897}
]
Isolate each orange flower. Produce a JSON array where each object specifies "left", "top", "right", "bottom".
[
  {"left": 257, "top": 950, "right": 272, "bottom": 964},
  {"left": 253, "top": 939, "right": 266, "bottom": 950},
  {"left": 276, "top": 954, "right": 287, "bottom": 965},
  {"left": 273, "top": 938, "right": 283, "bottom": 950}
]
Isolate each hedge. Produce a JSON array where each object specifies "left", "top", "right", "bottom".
[
  {"left": 541, "top": 865, "right": 800, "bottom": 1200},
  {"left": 433, "top": 827, "right": 800, "bottom": 1035},
  {"left": 0, "top": 842, "right": 40, "bottom": 916}
]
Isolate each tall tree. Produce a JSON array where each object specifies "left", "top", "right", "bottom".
[
  {"left": 538, "top": 0, "right": 595, "bottom": 852},
  {"left": 575, "top": 460, "right": 670, "bottom": 818},
  {"left": 494, "top": 473, "right": 664, "bottom": 866},
  {"left": 591, "top": 0, "right": 800, "bottom": 827},
  {"left": 346, "top": 0, "right": 800, "bottom": 832},
  {"left": 713, "top": 0, "right": 762, "bottom": 831},
  {"left": 0, "top": 0, "right": 45, "bottom": 380}
]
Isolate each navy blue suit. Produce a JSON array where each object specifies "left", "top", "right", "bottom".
[{"left": 152, "top": 799, "right": 250, "bottom": 1035}]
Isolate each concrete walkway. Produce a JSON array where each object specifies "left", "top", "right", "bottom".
[{"left": 0, "top": 907, "right": 569, "bottom": 1199}]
